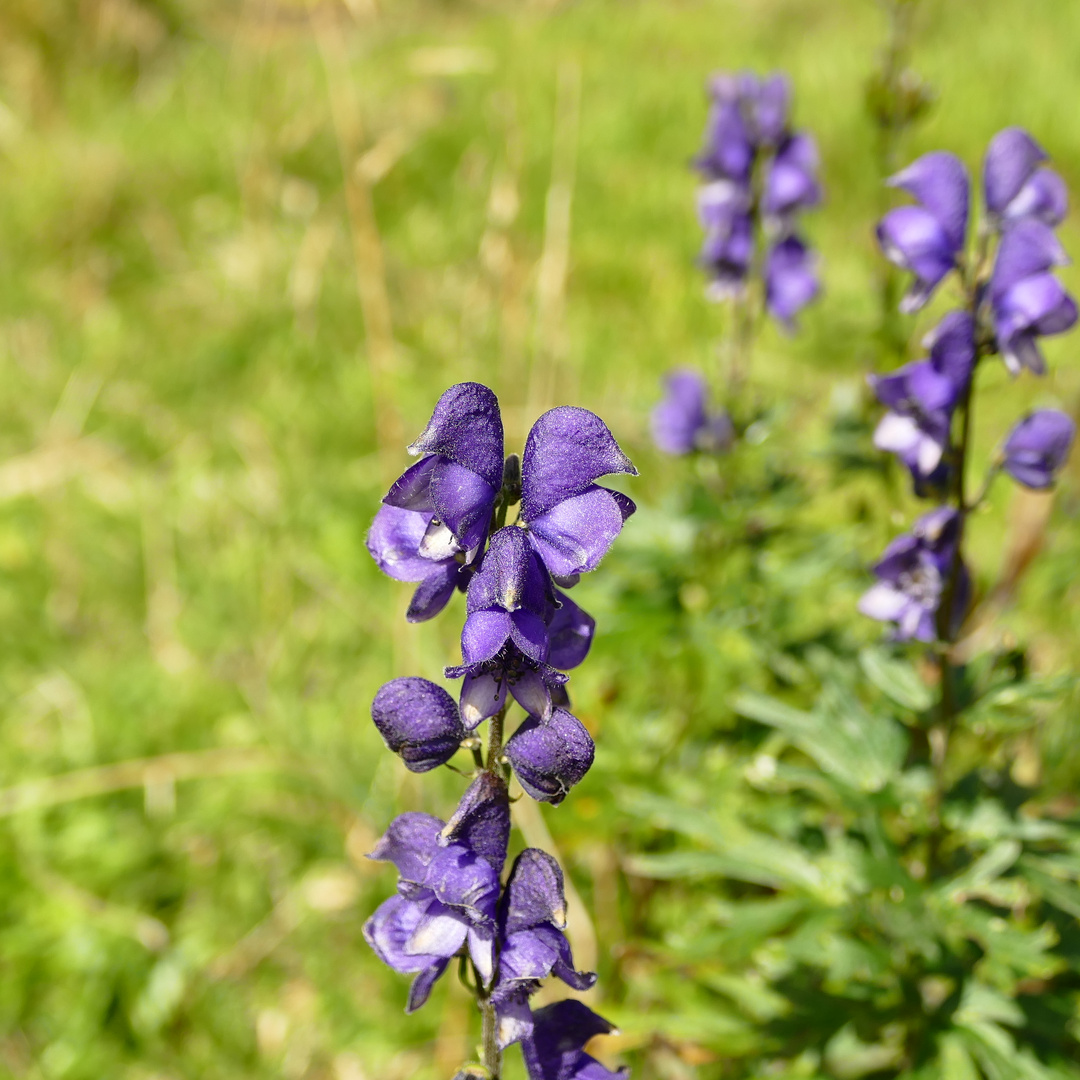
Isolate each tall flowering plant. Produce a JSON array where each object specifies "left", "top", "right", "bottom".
[
  {"left": 863, "top": 127, "right": 1076, "bottom": 648},
  {"left": 652, "top": 71, "right": 822, "bottom": 456},
  {"left": 365, "top": 383, "right": 634, "bottom": 1079}
]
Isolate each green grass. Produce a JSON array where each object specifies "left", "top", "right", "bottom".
[{"left": 1, "top": 1, "right": 1079, "bottom": 1077}]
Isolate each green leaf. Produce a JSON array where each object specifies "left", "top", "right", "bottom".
[
  {"left": 732, "top": 687, "right": 906, "bottom": 793},
  {"left": 859, "top": 647, "right": 933, "bottom": 712},
  {"left": 939, "top": 840, "right": 1022, "bottom": 903},
  {"left": 938, "top": 1033, "right": 980, "bottom": 1080}
]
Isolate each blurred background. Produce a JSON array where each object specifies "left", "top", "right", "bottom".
[{"left": 1, "top": 0, "right": 1079, "bottom": 1077}]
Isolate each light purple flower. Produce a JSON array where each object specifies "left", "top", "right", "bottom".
[
  {"left": 858, "top": 507, "right": 969, "bottom": 642},
  {"left": 877, "top": 151, "right": 969, "bottom": 312},
  {"left": 764, "top": 235, "right": 819, "bottom": 327},
  {"left": 363, "top": 799, "right": 507, "bottom": 1010},
  {"left": 989, "top": 219, "right": 1078, "bottom": 375},
  {"left": 763, "top": 133, "right": 821, "bottom": 219},
  {"left": 1002, "top": 409, "right": 1076, "bottom": 489},
  {"left": 983, "top": 128, "right": 1047, "bottom": 220},
  {"left": 371, "top": 677, "right": 466, "bottom": 773},
  {"left": 651, "top": 369, "right": 734, "bottom": 455}
]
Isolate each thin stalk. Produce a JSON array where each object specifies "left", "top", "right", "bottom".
[
  {"left": 486, "top": 704, "right": 507, "bottom": 772},
  {"left": 480, "top": 994, "right": 501, "bottom": 1077}
]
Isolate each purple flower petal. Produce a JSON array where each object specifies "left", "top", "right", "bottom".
[
  {"left": 753, "top": 72, "right": 791, "bottom": 145},
  {"left": 764, "top": 235, "right": 819, "bottom": 325},
  {"left": 407, "top": 904, "right": 470, "bottom": 958},
  {"left": 1004, "top": 168, "right": 1068, "bottom": 227},
  {"left": 367, "top": 812, "right": 444, "bottom": 884},
  {"left": 439, "top": 772, "right": 511, "bottom": 877},
  {"left": 505, "top": 708, "right": 595, "bottom": 805},
  {"left": 459, "top": 670, "right": 508, "bottom": 730},
  {"left": 888, "top": 150, "right": 970, "bottom": 252},
  {"left": 467, "top": 527, "right": 552, "bottom": 616},
  {"left": 461, "top": 610, "right": 515, "bottom": 664},
  {"left": 984, "top": 128, "right": 1047, "bottom": 217},
  {"left": 429, "top": 459, "right": 498, "bottom": 554},
  {"left": 407, "top": 382, "right": 505, "bottom": 491},
  {"left": 651, "top": 369, "right": 709, "bottom": 455},
  {"left": 876, "top": 206, "right": 956, "bottom": 311},
  {"left": 371, "top": 677, "right": 465, "bottom": 773},
  {"left": 367, "top": 505, "right": 445, "bottom": 583},
  {"left": 503, "top": 848, "right": 567, "bottom": 933},
  {"left": 526, "top": 486, "right": 633, "bottom": 577},
  {"left": 924, "top": 310, "right": 976, "bottom": 389},
  {"left": 510, "top": 610, "right": 551, "bottom": 664},
  {"left": 696, "top": 98, "right": 753, "bottom": 182},
  {"left": 991, "top": 219, "right": 1069, "bottom": 299},
  {"left": 763, "top": 133, "right": 821, "bottom": 217},
  {"left": 1003, "top": 409, "right": 1076, "bottom": 489},
  {"left": 406, "top": 562, "right": 461, "bottom": 623},
  {"left": 383, "top": 456, "right": 438, "bottom": 512},
  {"left": 547, "top": 591, "right": 595, "bottom": 671},
  {"left": 406, "top": 958, "right": 450, "bottom": 1013},
  {"left": 424, "top": 844, "right": 500, "bottom": 923},
  {"left": 522, "top": 1000, "right": 627, "bottom": 1080},
  {"left": 521, "top": 407, "right": 637, "bottom": 521},
  {"left": 364, "top": 893, "right": 448, "bottom": 975}
]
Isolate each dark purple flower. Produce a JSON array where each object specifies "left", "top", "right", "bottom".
[
  {"left": 367, "top": 505, "right": 470, "bottom": 623},
  {"left": 651, "top": 369, "right": 734, "bottom": 455},
  {"left": 764, "top": 235, "right": 819, "bottom": 327},
  {"left": 519, "top": 408, "right": 637, "bottom": 578},
  {"left": 491, "top": 850, "right": 597, "bottom": 1050},
  {"left": 371, "top": 677, "right": 466, "bottom": 772},
  {"left": 877, "top": 151, "right": 969, "bottom": 312},
  {"left": 858, "top": 507, "right": 968, "bottom": 642},
  {"left": 364, "top": 801, "right": 507, "bottom": 1009},
  {"left": 1002, "top": 409, "right": 1076, "bottom": 489},
  {"left": 521, "top": 1000, "right": 628, "bottom": 1080},
  {"left": 505, "top": 708, "right": 596, "bottom": 805},
  {"left": 869, "top": 311, "right": 975, "bottom": 491},
  {"left": 983, "top": 128, "right": 1047, "bottom": 220},
  {"left": 990, "top": 219, "right": 1078, "bottom": 375},
  {"left": 763, "top": 133, "right": 821, "bottom": 219}
]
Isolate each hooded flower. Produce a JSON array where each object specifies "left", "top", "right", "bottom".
[
  {"left": 446, "top": 528, "right": 597, "bottom": 726},
  {"left": 490, "top": 850, "right": 598, "bottom": 1051},
  {"left": 870, "top": 311, "right": 975, "bottom": 492},
  {"left": 521, "top": 1000, "right": 628, "bottom": 1080},
  {"left": 371, "top": 677, "right": 466, "bottom": 773},
  {"left": 764, "top": 235, "right": 819, "bottom": 327},
  {"left": 877, "top": 151, "right": 970, "bottom": 312},
  {"left": 1002, "top": 409, "right": 1076, "bottom": 489},
  {"left": 519, "top": 408, "right": 638, "bottom": 578},
  {"left": 363, "top": 787, "right": 509, "bottom": 1011},
  {"left": 505, "top": 708, "right": 596, "bottom": 805},
  {"left": 989, "top": 219, "right": 1078, "bottom": 376},
  {"left": 858, "top": 507, "right": 969, "bottom": 642},
  {"left": 763, "top": 133, "right": 821, "bottom": 220},
  {"left": 651, "top": 369, "right": 734, "bottom": 455},
  {"left": 982, "top": 128, "right": 1066, "bottom": 226}
]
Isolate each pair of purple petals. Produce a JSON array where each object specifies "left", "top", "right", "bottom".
[
  {"left": 651, "top": 369, "right": 734, "bottom": 456},
  {"left": 858, "top": 507, "right": 970, "bottom": 643},
  {"left": 877, "top": 129, "right": 1076, "bottom": 374},
  {"left": 372, "top": 675, "right": 594, "bottom": 805},
  {"left": 367, "top": 383, "right": 638, "bottom": 623}
]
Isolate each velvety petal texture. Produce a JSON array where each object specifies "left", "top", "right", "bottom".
[
  {"left": 1002, "top": 410, "right": 1076, "bottom": 488},
  {"left": 505, "top": 709, "right": 595, "bottom": 805},
  {"left": 521, "top": 1000, "right": 628, "bottom": 1080},
  {"left": 439, "top": 772, "right": 511, "bottom": 877},
  {"left": 371, "top": 677, "right": 466, "bottom": 772}
]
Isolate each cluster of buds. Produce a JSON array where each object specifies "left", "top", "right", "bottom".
[
  {"left": 365, "top": 383, "right": 633, "bottom": 1078},
  {"left": 862, "top": 129, "right": 1076, "bottom": 641},
  {"left": 695, "top": 71, "right": 822, "bottom": 327}
]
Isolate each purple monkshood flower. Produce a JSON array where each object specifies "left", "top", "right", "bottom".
[
  {"left": 651, "top": 369, "right": 734, "bottom": 455},
  {"left": 764, "top": 235, "right": 819, "bottom": 328},
  {"left": 870, "top": 311, "right": 975, "bottom": 492},
  {"left": 490, "top": 849, "right": 598, "bottom": 1050},
  {"left": 858, "top": 507, "right": 970, "bottom": 642},
  {"left": 521, "top": 1000, "right": 628, "bottom": 1080},
  {"left": 763, "top": 133, "right": 822, "bottom": 220},
  {"left": 877, "top": 151, "right": 970, "bottom": 313},
  {"left": 983, "top": 127, "right": 1067, "bottom": 228},
  {"left": 1002, "top": 409, "right": 1076, "bottom": 489},
  {"left": 445, "top": 527, "right": 595, "bottom": 726},
  {"left": 989, "top": 219, "right": 1078, "bottom": 376},
  {"left": 505, "top": 708, "right": 596, "bottom": 805},
  {"left": 363, "top": 775, "right": 510, "bottom": 1011},
  {"left": 372, "top": 677, "right": 466, "bottom": 772},
  {"left": 368, "top": 385, "right": 638, "bottom": 622}
]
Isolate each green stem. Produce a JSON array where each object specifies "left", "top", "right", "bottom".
[
  {"left": 480, "top": 993, "right": 501, "bottom": 1078},
  {"left": 486, "top": 704, "right": 507, "bottom": 772}
]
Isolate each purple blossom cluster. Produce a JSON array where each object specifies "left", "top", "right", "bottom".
[
  {"left": 365, "top": 383, "right": 633, "bottom": 1078},
  {"left": 695, "top": 71, "right": 821, "bottom": 327},
  {"left": 862, "top": 129, "right": 1076, "bottom": 642}
]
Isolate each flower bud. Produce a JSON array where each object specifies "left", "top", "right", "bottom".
[{"left": 371, "top": 677, "right": 465, "bottom": 773}]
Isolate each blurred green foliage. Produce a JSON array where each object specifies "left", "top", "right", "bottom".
[{"left": 1, "top": 0, "right": 1079, "bottom": 1078}]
